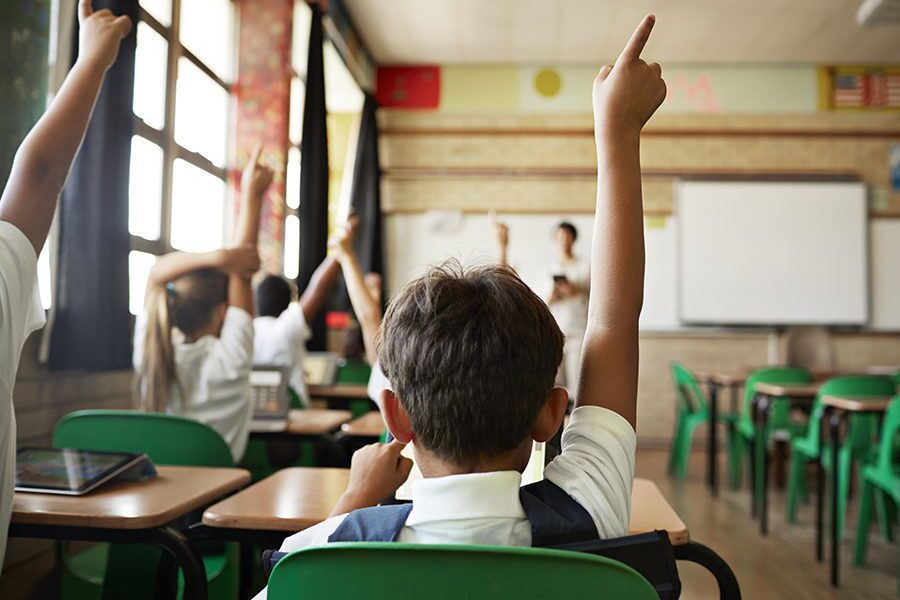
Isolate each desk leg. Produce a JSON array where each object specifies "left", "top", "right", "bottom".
[
  {"left": 708, "top": 382, "right": 720, "bottom": 496},
  {"left": 828, "top": 411, "right": 844, "bottom": 588},
  {"left": 147, "top": 526, "right": 209, "bottom": 600},
  {"left": 756, "top": 394, "right": 771, "bottom": 536},
  {"left": 815, "top": 407, "right": 827, "bottom": 563}
]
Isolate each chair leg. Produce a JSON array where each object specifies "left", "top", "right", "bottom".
[
  {"left": 726, "top": 426, "right": 742, "bottom": 490},
  {"left": 785, "top": 450, "right": 806, "bottom": 524},
  {"left": 837, "top": 446, "right": 853, "bottom": 538},
  {"left": 675, "top": 421, "right": 698, "bottom": 480},
  {"left": 668, "top": 416, "right": 684, "bottom": 476},
  {"left": 874, "top": 489, "right": 895, "bottom": 543},
  {"left": 853, "top": 480, "right": 875, "bottom": 566}
]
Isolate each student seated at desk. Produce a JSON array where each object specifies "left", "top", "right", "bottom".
[
  {"left": 255, "top": 16, "right": 665, "bottom": 594},
  {"left": 0, "top": 0, "right": 131, "bottom": 566},
  {"left": 253, "top": 246, "right": 344, "bottom": 407},
  {"left": 133, "top": 147, "right": 273, "bottom": 463}
]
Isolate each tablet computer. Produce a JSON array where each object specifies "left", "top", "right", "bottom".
[{"left": 15, "top": 447, "right": 151, "bottom": 496}]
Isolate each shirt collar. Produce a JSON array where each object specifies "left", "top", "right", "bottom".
[{"left": 406, "top": 471, "right": 526, "bottom": 525}]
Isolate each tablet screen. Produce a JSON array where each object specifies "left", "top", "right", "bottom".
[{"left": 16, "top": 447, "right": 141, "bottom": 493}]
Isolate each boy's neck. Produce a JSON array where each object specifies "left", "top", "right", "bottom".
[{"left": 415, "top": 445, "right": 530, "bottom": 478}]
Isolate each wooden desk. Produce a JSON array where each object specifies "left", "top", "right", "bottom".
[
  {"left": 341, "top": 411, "right": 386, "bottom": 438},
  {"left": 307, "top": 384, "right": 369, "bottom": 401},
  {"left": 11, "top": 466, "right": 249, "bottom": 599},
  {"left": 202, "top": 470, "right": 689, "bottom": 544},
  {"left": 817, "top": 394, "right": 895, "bottom": 588},
  {"left": 753, "top": 381, "right": 820, "bottom": 398},
  {"left": 693, "top": 370, "right": 746, "bottom": 496},
  {"left": 285, "top": 409, "right": 353, "bottom": 436}
]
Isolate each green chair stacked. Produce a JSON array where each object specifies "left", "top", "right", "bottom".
[
  {"left": 784, "top": 375, "right": 896, "bottom": 536},
  {"left": 53, "top": 410, "right": 239, "bottom": 600},
  {"left": 267, "top": 543, "right": 658, "bottom": 600},
  {"left": 734, "top": 366, "right": 812, "bottom": 501},
  {"left": 854, "top": 396, "right": 900, "bottom": 567},
  {"left": 668, "top": 362, "right": 741, "bottom": 483}
]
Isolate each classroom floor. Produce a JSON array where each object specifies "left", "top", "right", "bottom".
[{"left": 637, "top": 448, "right": 899, "bottom": 599}]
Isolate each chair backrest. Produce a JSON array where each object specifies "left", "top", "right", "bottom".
[
  {"left": 781, "top": 326, "right": 835, "bottom": 372},
  {"left": 873, "top": 396, "right": 900, "bottom": 471},
  {"left": 800, "top": 375, "right": 897, "bottom": 452},
  {"left": 739, "top": 366, "right": 813, "bottom": 427},
  {"left": 53, "top": 409, "right": 233, "bottom": 467},
  {"left": 267, "top": 543, "right": 658, "bottom": 600},
  {"left": 670, "top": 362, "right": 707, "bottom": 416}
]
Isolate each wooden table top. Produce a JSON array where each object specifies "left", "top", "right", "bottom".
[
  {"left": 821, "top": 394, "right": 895, "bottom": 413},
  {"left": 286, "top": 409, "right": 353, "bottom": 435},
  {"left": 13, "top": 466, "right": 250, "bottom": 530},
  {"left": 754, "top": 381, "right": 821, "bottom": 398},
  {"left": 307, "top": 384, "right": 370, "bottom": 400},
  {"left": 202, "top": 469, "right": 690, "bottom": 545},
  {"left": 695, "top": 371, "right": 746, "bottom": 386},
  {"left": 341, "top": 411, "right": 386, "bottom": 437}
]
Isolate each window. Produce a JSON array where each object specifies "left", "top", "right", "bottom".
[
  {"left": 130, "top": 0, "right": 235, "bottom": 314},
  {"left": 284, "top": 1, "right": 311, "bottom": 277}
]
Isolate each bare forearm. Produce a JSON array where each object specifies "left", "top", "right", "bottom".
[
  {"left": 0, "top": 61, "right": 106, "bottom": 252},
  {"left": 300, "top": 256, "right": 340, "bottom": 322},
  {"left": 148, "top": 251, "right": 223, "bottom": 286},
  {"left": 234, "top": 193, "right": 263, "bottom": 247},
  {"left": 337, "top": 252, "right": 382, "bottom": 363}
]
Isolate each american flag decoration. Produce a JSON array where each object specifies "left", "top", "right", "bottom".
[{"left": 832, "top": 68, "right": 900, "bottom": 110}]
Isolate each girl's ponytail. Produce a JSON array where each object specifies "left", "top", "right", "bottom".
[{"left": 137, "top": 285, "right": 177, "bottom": 412}]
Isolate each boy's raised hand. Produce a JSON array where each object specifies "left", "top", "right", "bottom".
[
  {"left": 77, "top": 0, "right": 132, "bottom": 72},
  {"left": 219, "top": 245, "right": 260, "bottom": 279},
  {"left": 241, "top": 144, "right": 275, "bottom": 199},
  {"left": 592, "top": 15, "right": 665, "bottom": 142}
]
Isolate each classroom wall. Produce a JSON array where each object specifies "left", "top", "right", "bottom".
[{"left": 377, "top": 65, "right": 900, "bottom": 444}]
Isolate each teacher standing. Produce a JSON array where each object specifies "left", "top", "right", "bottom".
[{"left": 546, "top": 222, "right": 590, "bottom": 401}]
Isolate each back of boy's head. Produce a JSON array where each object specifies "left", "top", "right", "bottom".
[
  {"left": 378, "top": 261, "right": 564, "bottom": 467},
  {"left": 256, "top": 275, "right": 292, "bottom": 317}
]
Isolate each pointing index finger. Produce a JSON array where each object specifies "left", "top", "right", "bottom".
[{"left": 616, "top": 14, "right": 655, "bottom": 66}]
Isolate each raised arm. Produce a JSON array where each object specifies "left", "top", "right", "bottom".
[
  {"left": 329, "top": 218, "right": 382, "bottom": 363},
  {"left": 0, "top": 1, "right": 131, "bottom": 253},
  {"left": 299, "top": 257, "right": 341, "bottom": 324},
  {"left": 576, "top": 15, "right": 665, "bottom": 428},
  {"left": 489, "top": 210, "right": 509, "bottom": 266},
  {"left": 146, "top": 248, "right": 259, "bottom": 289},
  {"left": 229, "top": 145, "right": 273, "bottom": 314}
]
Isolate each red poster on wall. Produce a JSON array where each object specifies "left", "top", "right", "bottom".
[{"left": 376, "top": 66, "right": 441, "bottom": 109}]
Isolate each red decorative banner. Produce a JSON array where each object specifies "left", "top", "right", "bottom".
[{"left": 376, "top": 66, "right": 441, "bottom": 109}]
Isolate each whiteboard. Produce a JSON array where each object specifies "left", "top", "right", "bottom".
[
  {"left": 677, "top": 181, "right": 868, "bottom": 325},
  {"left": 871, "top": 219, "right": 900, "bottom": 330},
  {"left": 384, "top": 212, "right": 681, "bottom": 331}
]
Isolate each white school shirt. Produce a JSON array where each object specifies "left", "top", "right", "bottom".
[
  {"left": 134, "top": 306, "right": 255, "bottom": 462},
  {"left": 0, "top": 222, "right": 46, "bottom": 566},
  {"left": 252, "top": 405, "right": 635, "bottom": 600},
  {"left": 252, "top": 303, "right": 312, "bottom": 407},
  {"left": 546, "top": 255, "right": 590, "bottom": 335}
]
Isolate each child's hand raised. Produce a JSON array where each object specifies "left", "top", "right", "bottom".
[
  {"left": 218, "top": 245, "right": 260, "bottom": 279},
  {"left": 76, "top": 0, "right": 132, "bottom": 73},
  {"left": 489, "top": 210, "right": 509, "bottom": 249},
  {"left": 592, "top": 15, "right": 666, "bottom": 142},
  {"left": 241, "top": 144, "right": 275, "bottom": 199},
  {"left": 328, "top": 214, "right": 359, "bottom": 258}
]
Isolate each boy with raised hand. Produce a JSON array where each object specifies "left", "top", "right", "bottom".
[
  {"left": 255, "top": 16, "right": 664, "bottom": 592},
  {"left": 0, "top": 0, "right": 131, "bottom": 564}
]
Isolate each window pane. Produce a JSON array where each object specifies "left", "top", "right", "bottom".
[
  {"left": 175, "top": 58, "right": 229, "bottom": 166},
  {"left": 180, "top": 0, "right": 233, "bottom": 79},
  {"left": 129, "top": 136, "right": 164, "bottom": 240},
  {"left": 38, "top": 242, "right": 51, "bottom": 310},
  {"left": 284, "top": 214, "right": 300, "bottom": 279},
  {"left": 140, "top": 0, "right": 172, "bottom": 27},
  {"left": 292, "top": 1, "right": 311, "bottom": 74},
  {"left": 324, "top": 41, "right": 364, "bottom": 113},
  {"left": 133, "top": 22, "right": 167, "bottom": 130},
  {"left": 289, "top": 77, "right": 305, "bottom": 146},
  {"left": 286, "top": 147, "right": 301, "bottom": 210},
  {"left": 170, "top": 160, "right": 224, "bottom": 252},
  {"left": 129, "top": 251, "right": 157, "bottom": 315}
]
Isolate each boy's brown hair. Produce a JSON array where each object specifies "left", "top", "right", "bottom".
[{"left": 377, "top": 261, "right": 564, "bottom": 467}]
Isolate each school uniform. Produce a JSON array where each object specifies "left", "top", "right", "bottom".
[
  {"left": 0, "top": 223, "right": 46, "bottom": 565},
  {"left": 545, "top": 256, "right": 590, "bottom": 399},
  {"left": 252, "top": 303, "right": 312, "bottom": 407},
  {"left": 252, "top": 405, "right": 635, "bottom": 600},
  {"left": 133, "top": 306, "right": 255, "bottom": 462}
]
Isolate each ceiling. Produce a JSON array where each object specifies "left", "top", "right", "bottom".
[{"left": 341, "top": 0, "right": 900, "bottom": 65}]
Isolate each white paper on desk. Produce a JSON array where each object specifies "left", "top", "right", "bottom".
[{"left": 393, "top": 442, "right": 545, "bottom": 502}]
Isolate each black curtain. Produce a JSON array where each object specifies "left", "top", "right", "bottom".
[
  {"left": 349, "top": 93, "right": 384, "bottom": 305},
  {"left": 48, "top": 0, "right": 137, "bottom": 371},
  {"left": 297, "top": 3, "right": 329, "bottom": 351}
]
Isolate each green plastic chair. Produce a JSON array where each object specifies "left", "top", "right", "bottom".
[
  {"left": 784, "top": 375, "right": 896, "bottom": 536},
  {"left": 267, "top": 543, "right": 658, "bottom": 600},
  {"left": 854, "top": 396, "right": 900, "bottom": 566},
  {"left": 53, "top": 410, "right": 239, "bottom": 600},
  {"left": 733, "top": 366, "right": 813, "bottom": 502},
  {"left": 668, "top": 362, "right": 740, "bottom": 483}
]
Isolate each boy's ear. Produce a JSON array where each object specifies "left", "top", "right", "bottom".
[
  {"left": 531, "top": 387, "right": 569, "bottom": 443},
  {"left": 381, "top": 389, "right": 414, "bottom": 444}
]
